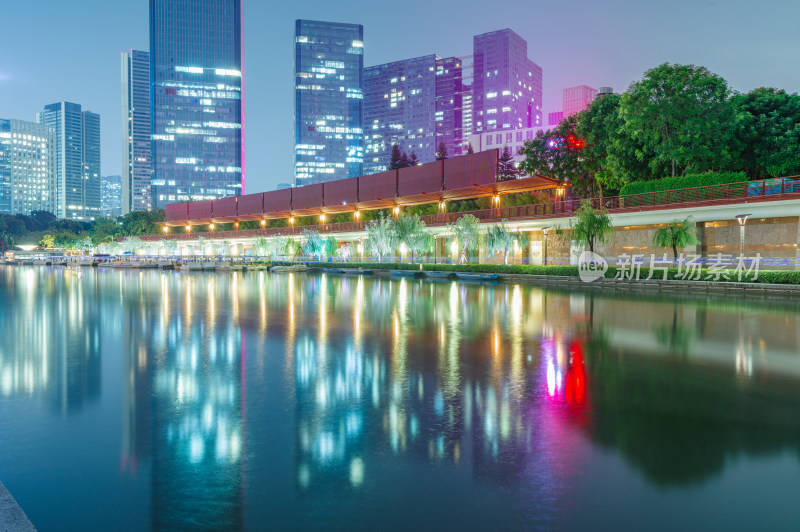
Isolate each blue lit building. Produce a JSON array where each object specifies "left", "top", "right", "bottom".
[
  {"left": 149, "top": 0, "right": 244, "bottom": 209},
  {"left": 363, "top": 55, "right": 463, "bottom": 174},
  {"left": 294, "top": 20, "right": 364, "bottom": 186},
  {"left": 37, "top": 102, "right": 101, "bottom": 220},
  {"left": 121, "top": 50, "right": 152, "bottom": 214},
  {"left": 0, "top": 119, "right": 54, "bottom": 215},
  {"left": 472, "top": 29, "right": 542, "bottom": 134}
]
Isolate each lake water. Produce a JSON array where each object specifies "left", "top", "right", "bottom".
[{"left": 0, "top": 266, "right": 799, "bottom": 531}]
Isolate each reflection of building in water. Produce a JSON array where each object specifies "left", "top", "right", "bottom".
[
  {"left": 0, "top": 268, "right": 100, "bottom": 412},
  {"left": 291, "top": 277, "right": 556, "bottom": 491},
  {"left": 115, "top": 273, "right": 245, "bottom": 529}
]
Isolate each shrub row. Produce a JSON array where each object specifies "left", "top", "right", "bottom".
[{"left": 619, "top": 172, "right": 746, "bottom": 196}]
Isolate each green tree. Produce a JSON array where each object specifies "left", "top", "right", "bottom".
[
  {"left": 365, "top": 214, "right": 396, "bottom": 262},
  {"left": 435, "top": 141, "right": 448, "bottom": 160},
  {"left": 449, "top": 214, "right": 481, "bottom": 264},
  {"left": 485, "top": 220, "right": 521, "bottom": 265},
  {"left": 389, "top": 144, "right": 403, "bottom": 170},
  {"left": 518, "top": 115, "right": 588, "bottom": 192},
  {"left": 301, "top": 229, "right": 325, "bottom": 260},
  {"left": 399, "top": 151, "right": 410, "bottom": 168},
  {"left": 652, "top": 217, "right": 700, "bottom": 261},
  {"left": 408, "top": 151, "right": 419, "bottom": 166},
  {"left": 498, "top": 146, "right": 519, "bottom": 181},
  {"left": 395, "top": 214, "right": 431, "bottom": 263},
  {"left": 732, "top": 87, "right": 800, "bottom": 178},
  {"left": 253, "top": 237, "right": 269, "bottom": 256},
  {"left": 324, "top": 236, "right": 338, "bottom": 257},
  {"left": 571, "top": 200, "right": 614, "bottom": 254},
  {"left": 39, "top": 234, "right": 56, "bottom": 249},
  {"left": 620, "top": 63, "right": 735, "bottom": 178}
]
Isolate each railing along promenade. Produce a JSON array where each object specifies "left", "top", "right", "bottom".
[{"left": 139, "top": 176, "right": 800, "bottom": 242}]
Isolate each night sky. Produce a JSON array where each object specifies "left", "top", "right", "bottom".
[{"left": 1, "top": 0, "right": 798, "bottom": 193}]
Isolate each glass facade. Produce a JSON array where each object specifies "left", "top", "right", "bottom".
[
  {"left": 473, "top": 29, "right": 542, "bottom": 134},
  {"left": 149, "top": 0, "right": 243, "bottom": 210},
  {"left": 101, "top": 175, "right": 123, "bottom": 218},
  {"left": 122, "top": 50, "right": 152, "bottom": 214},
  {"left": 294, "top": 20, "right": 363, "bottom": 186},
  {"left": 363, "top": 55, "right": 463, "bottom": 174},
  {"left": 0, "top": 119, "right": 54, "bottom": 215},
  {"left": 37, "top": 102, "right": 101, "bottom": 220},
  {"left": 563, "top": 85, "right": 598, "bottom": 118}
]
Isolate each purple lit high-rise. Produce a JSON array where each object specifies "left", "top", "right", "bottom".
[
  {"left": 149, "top": 0, "right": 244, "bottom": 209},
  {"left": 472, "top": 29, "right": 542, "bottom": 134}
]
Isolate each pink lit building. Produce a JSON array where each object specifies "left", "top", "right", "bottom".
[{"left": 563, "top": 85, "right": 597, "bottom": 118}]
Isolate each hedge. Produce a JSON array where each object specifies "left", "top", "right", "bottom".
[{"left": 619, "top": 172, "right": 747, "bottom": 207}]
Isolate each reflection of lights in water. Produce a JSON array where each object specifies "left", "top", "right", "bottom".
[
  {"left": 547, "top": 358, "right": 556, "bottom": 397},
  {"left": 349, "top": 457, "right": 364, "bottom": 487},
  {"left": 190, "top": 434, "right": 204, "bottom": 463},
  {"left": 736, "top": 344, "right": 753, "bottom": 378},
  {"left": 298, "top": 463, "right": 311, "bottom": 488},
  {"left": 511, "top": 284, "right": 522, "bottom": 323}
]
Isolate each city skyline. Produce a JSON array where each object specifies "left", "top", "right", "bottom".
[{"left": 1, "top": 0, "right": 798, "bottom": 195}]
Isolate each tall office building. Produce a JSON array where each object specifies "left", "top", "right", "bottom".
[
  {"left": 101, "top": 175, "right": 123, "bottom": 218},
  {"left": 363, "top": 55, "right": 462, "bottom": 174},
  {"left": 150, "top": 0, "right": 244, "bottom": 209},
  {"left": 0, "top": 119, "right": 54, "bottom": 215},
  {"left": 547, "top": 111, "right": 564, "bottom": 127},
  {"left": 294, "top": 20, "right": 364, "bottom": 186},
  {"left": 472, "top": 29, "right": 542, "bottom": 135},
  {"left": 121, "top": 50, "right": 152, "bottom": 215},
  {"left": 37, "top": 102, "right": 101, "bottom": 220},
  {"left": 563, "top": 85, "right": 597, "bottom": 117}
]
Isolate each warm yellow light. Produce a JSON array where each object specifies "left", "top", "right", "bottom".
[
  {"left": 209, "top": 223, "right": 215, "bottom": 231},
  {"left": 320, "top": 214, "right": 326, "bottom": 223},
  {"left": 393, "top": 206, "right": 400, "bottom": 216},
  {"left": 289, "top": 217, "right": 295, "bottom": 225},
  {"left": 399, "top": 243, "right": 407, "bottom": 254},
  {"left": 450, "top": 240, "right": 458, "bottom": 254},
  {"left": 162, "top": 226, "right": 169, "bottom": 233},
  {"left": 185, "top": 225, "right": 191, "bottom": 232},
  {"left": 354, "top": 210, "right": 361, "bottom": 220},
  {"left": 260, "top": 219, "right": 266, "bottom": 227},
  {"left": 357, "top": 244, "right": 364, "bottom": 254},
  {"left": 234, "top": 221, "right": 240, "bottom": 229}
]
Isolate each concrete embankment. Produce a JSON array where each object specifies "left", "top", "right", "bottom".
[{"left": 0, "top": 482, "right": 35, "bottom": 531}]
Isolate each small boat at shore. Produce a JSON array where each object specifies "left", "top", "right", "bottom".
[
  {"left": 454, "top": 272, "right": 500, "bottom": 281},
  {"left": 424, "top": 271, "right": 457, "bottom": 279},
  {"left": 270, "top": 264, "right": 308, "bottom": 273},
  {"left": 390, "top": 269, "right": 426, "bottom": 279}
]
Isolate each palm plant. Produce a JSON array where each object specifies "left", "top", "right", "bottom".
[
  {"left": 365, "top": 214, "right": 396, "bottom": 262},
  {"left": 395, "top": 214, "right": 431, "bottom": 263},
  {"left": 570, "top": 200, "right": 613, "bottom": 254},
  {"left": 652, "top": 217, "right": 700, "bottom": 261},
  {"left": 302, "top": 229, "right": 325, "bottom": 260},
  {"left": 485, "top": 220, "right": 518, "bottom": 265}
]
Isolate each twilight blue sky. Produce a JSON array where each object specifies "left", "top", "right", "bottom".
[{"left": 1, "top": 0, "right": 798, "bottom": 193}]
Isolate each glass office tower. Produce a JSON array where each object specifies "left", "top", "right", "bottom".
[
  {"left": 363, "top": 55, "right": 462, "bottom": 174},
  {"left": 149, "top": 0, "right": 244, "bottom": 209},
  {"left": 122, "top": 50, "right": 152, "bottom": 214},
  {"left": 37, "top": 102, "right": 101, "bottom": 220},
  {"left": 472, "top": 29, "right": 542, "bottom": 134},
  {"left": 0, "top": 119, "right": 54, "bottom": 215},
  {"left": 295, "top": 20, "right": 364, "bottom": 186}
]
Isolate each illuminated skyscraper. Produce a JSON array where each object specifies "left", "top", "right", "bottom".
[
  {"left": 563, "top": 85, "right": 597, "bottom": 118},
  {"left": 150, "top": 0, "right": 244, "bottom": 209},
  {"left": 294, "top": 20, "right": 364, "bottom": 186},
  {"left": 121, "top": 50, "right": 152, "bottom": 214},
  {"left": 363, "top": 55, "right": 463, "bottom": 174},
  {"left": 0, "top": 119, "right": 54, "bottom": 215},
  {"left": 472, "top": 29, "right": 542, "bottom": 134},
  {"left": 101, "top": 175, "right": 123, "bottom": 218},
  {"left": 37, "top": 102, "right": 101, "bottom": 220}
]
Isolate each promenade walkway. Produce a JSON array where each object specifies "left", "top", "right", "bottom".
[{"left": 0, "top": 482, "right": 35, "bottom": 532}]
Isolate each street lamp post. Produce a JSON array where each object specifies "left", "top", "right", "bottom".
[
  {"left": 542, "top": 226, "right": 551, "bottom": 266},
  {"left": 735, "top": 214, "right": 751, "bottom": 259}
]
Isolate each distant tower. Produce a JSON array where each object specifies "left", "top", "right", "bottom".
[
  {"left": 121, "top": 50, "right": 151, "bottom": 214},
  {"left": 149, "top": 0, "right": 244, "bottom": 209},
  {"left": 101, "top": 175, "right": 123, "bottom": 218},
  {"left": 0, "top": 118, "right": 54, "bottom": 215},
  {"left": 294, "top": 20, "right": 364, "bottom": 186},
  {"left": 363, "top": 55, "right": 463, "bottom": 173},
  {"left": 472, "top": 29, "right": 542, "bottom": 134},
  {"left": 563, "top": 85, "right": 598, "bottom": 117},
  {"left": 37, "top": 102, "right": 101, "bottom": 220}
]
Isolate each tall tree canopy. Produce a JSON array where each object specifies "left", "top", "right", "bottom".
[{"left": 620, "top": 63, "right": 735, "bottom": 178}]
